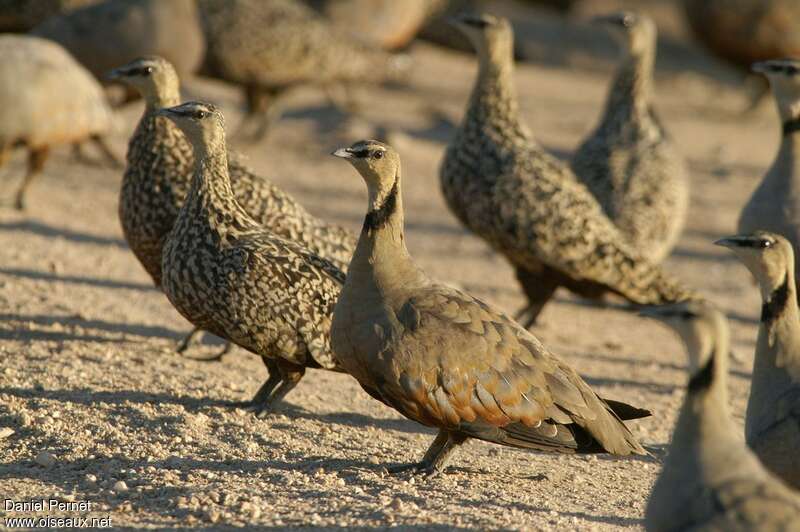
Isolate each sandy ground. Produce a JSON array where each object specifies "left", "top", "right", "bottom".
[{"left": 0, "top": 2, "right": 785, "bottom": 530}]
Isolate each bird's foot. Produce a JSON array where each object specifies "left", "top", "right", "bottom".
[
  {"left": 386, "top": 462, "right": 442, "bottom": 478},
  {"left": 242, "top": 399, "right": 275, "bottom": 419}
]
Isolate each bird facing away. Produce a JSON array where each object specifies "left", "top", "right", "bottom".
[
  {"left": 32, "top": 0, "right": 205, "bottom": 83},
  {"left": 439, "top": 13, "right": 696, "bottom": 329},
  {"left": 111, "top": 56, "right": 355, "bottom": 355},
  {"left": 572, "top": 11, "right": 689, "bottom": 264},
  {"left": 158, "top": 101, "right": 346, "bottom": 416},
  {"left": 331, "top": 139, "right": 649, "bottom": 477},
  {"left": 196, "top": 0, "right": 411, "bottom": 140},
  {"left": 0, "top": 34, "right": 114, "bottom": 210},
  {"left": 739, "top": 59, "right": 800, "bottom": 286},
  {"left": 716, "top": 231, "right": 800, "bottom": 490},
  {"left": 641, "top": 300, "right": 800, "bottom": 532}
]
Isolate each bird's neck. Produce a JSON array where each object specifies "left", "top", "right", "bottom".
[
  {"left": 669, "top": 334, "right": 739, "bottom": 473},
  {"left": 777, "top": 110, "right": 800, "bottom": 164},
  {"left": 144, "top": 87, "right": 182, "bottom": 113},
  {"left": 600, "top": 47, "right": 656, "bottom": 135},
  {"left": 465, "top": 45, "right": 528, "bottom": 143},
  {"left": 348, "top": 173, "right": 421, "bottom": 295},
  {"left": 181, "top": 144, "right": 258, "bottom": 235},
  {"left": 756, "top": 270, "right": 800, "bottom": 377}
]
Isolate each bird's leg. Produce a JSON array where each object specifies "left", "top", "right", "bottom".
[
  {"left": 237, "top": 358, "right": 282, "bottom": 410},
  {"left": 387, "top": 430, "right": 467, "bottom": 477},
  {"left": 13, "top": 146, "right": 49, "bottom": 210},
  {"left": 513, "top": 267, "right": 559, "bottom": 329},
  {"left": 245, "top": 359, "right": 305, "bottom": 418},
  {"left": 234, "top": 85, "right": 284, "bottom": 143},
  {"left": 176, "top": 327, "right": 204, "bottom": 353}
]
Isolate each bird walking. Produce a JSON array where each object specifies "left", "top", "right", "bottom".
[
  {"left": 111, "top": 56, "right": 355, "bottom": 357},
  {"left": 739, "top": 59, "right": 800, "bottom": 286},
  {"left": 641, "top": 300, "right": 800, "bottom": 531},
  {"left": 157, "top": 101, "right": 345, "bottom": 416},
  {"left": 440, "top": 13, "right": 695, "bottom": 328},
  {"left": 717, "top": 231, "right": 800, "bottom": 490},
  {"left": 572, "top": 11, "right": 689, "bottom": 263},
  {"left": 331, "top": 139, "right": 649, "bottom": 477}
]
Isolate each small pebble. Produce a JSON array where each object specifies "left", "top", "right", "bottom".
[
  {"left": 0, "top": 427, "right": 15, "bottom": 439},
  {"left": 35, "top": 451, "right": 56, "bottom": 467},
  {"left": 113, "top": 480, "right": 128, "bottom": 492}
]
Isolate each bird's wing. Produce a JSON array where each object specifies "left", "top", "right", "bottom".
[
  {"left": 225, "top": 232, "right": 344, "bottom": 369},
  {"left": 493, "top": 151, "right": 693, "bottom": 305},
  {"left": 375, "top": 284, "right": 643, "bottom": 455}
]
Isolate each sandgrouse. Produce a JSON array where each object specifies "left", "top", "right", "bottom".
[
  {"left": 111, "top": 56, "right": 356, "bottom": 356},
  {"left": 440, "top": 13, "right": 695, "bottom": 328},
  {"left": 158, "top": 101, "right": 345, "bottom": 416},
  {"left": 572, "top": 11, "right": 689, "bottom": 263},
  {"left": 641, "top": 300, "right": 800, "bottom": 531},
  {"left": 717, "top": 231, "right": 800, "bottom": 490},
  {"left": 331, "top": 139, "right": 649, "bottom": 477}
]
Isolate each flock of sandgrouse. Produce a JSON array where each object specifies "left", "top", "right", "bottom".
[{"left": 3, "top": 1, "right": 800, "bottom": 529}]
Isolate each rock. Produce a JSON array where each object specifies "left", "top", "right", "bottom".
[
  {"left": 0, "top": 427, "right": 15, "bottom": 439},
  {"left": 85, "top": 474, "right": 97, "bottom": 484},
  {"left": 112, "top": 480, "right": 128, "bottom": 492},
  {"left": 35, "top": 451, "right": 56, "bottom": 467}
]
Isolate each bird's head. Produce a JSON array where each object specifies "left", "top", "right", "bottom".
[
  {"left": 156, "top": 101, "right": 225, "bottom": 153},
  {"left": 448, "top": 13, "right": 513, "bottom": 63},
  {"left": 332, "top": 140, "right": 399, "bottom": 187},
  {"left": 752, "top": 59, "right": 800, "bottom": 120},
  {"left": 107, "top": 56, "right": 180, "bottom": 107},
  {"left": 715, "top": 231, "right": 794, "bottom": 299},
  {"left": 592, "top": 11, "right": 655, "bottom": 56},
  {"left": 639, "top": 300, "right": 725, "bottom": 377}
]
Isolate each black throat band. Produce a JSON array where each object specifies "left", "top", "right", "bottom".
[
  {"left": 783, "top": 118, "right": 800, "bottom": 136},
  {"left": 687, "top": 351, "right": 715, "bottom": 393},
  {"left": 363, "top": 178, "right": 398, "bottom": 233},
  {"left": 761, "top": 275, "right": 790, "bottom": 324}
]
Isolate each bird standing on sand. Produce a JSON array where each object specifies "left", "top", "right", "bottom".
[
  {"left": 717, "top": 231, "right": 800, "bottom": 490},
  {"left": 572, "top": 11, "right": 688, "bottom": 263},
  {"left": 158, "top": 101, "right": 345, "bottom": 416},
  {"left": 111, "top": 56, "right": 355, "bottom": 356},
  {"left": 197, "top": 0, "right": 411, "bottom": 140},
  {"left": 332, "top": 139, "right": 649, "bottom": 477},
  {"left": 641, "top": 300, "right": 800, "bottom": 531},
  {"left": 440, "top": 13, "right": 695, "bottom": 328},
  {"left": 739, "top": 59, "right": 800, "bottom": 286}
]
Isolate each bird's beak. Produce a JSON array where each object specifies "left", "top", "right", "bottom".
[
  {"left": 331, "top": 148, "right": 353, "bottom": 159},
  {"left": 155, "top": 108, "right": 178, "bottom": 118},
  {"left": 714, "top": 235, "right": 753, "bottom": 249}
]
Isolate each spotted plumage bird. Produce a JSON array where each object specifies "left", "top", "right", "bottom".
[
  {"left": 642, "top": 300, "right": 800, "bottom": 531},
  {"left": 197, "top": 0, "right": 411, "bottom": 140},
  {"left": 111, "top": 56, "right": 356, "bottom": 355},
  {"left": 156, "top": 101, "right": 346, "bottom": 415},
  {"left": 440, "top": 13, "right": 696, "bottom": 328},
  {"left": 331, "top": 139, "right": 650, "bottom": 477},
  {"left": 572, "top": 11, "right": 689, "bottom": 263}
]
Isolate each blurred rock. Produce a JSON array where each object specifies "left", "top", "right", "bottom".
[{"left": 0, "top": 0, "right": 98, "bottom": 32}]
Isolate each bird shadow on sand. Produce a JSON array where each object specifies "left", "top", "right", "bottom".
[
  {"left": 0, "top": 385, "right": 427, "bottom": 437},
  {"left": 0, "top": 313, "right": 183, "bottom": 342},
  {"left": 0, "top": 219, "right": 127, "bottom": 248},
  {"left": 0, "top": 267, "right": 155, "bottom": 292}
]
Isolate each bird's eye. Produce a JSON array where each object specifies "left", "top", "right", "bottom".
[
  {"left": 787, "top": 66, "right": 799, "bottom": 76},
  {"left": 195, "top": 110, "right": 206, "bottom": 119},
  {"left": 760, "top": 239, "right": 773, "bottom": 248},
  {"left": 143, "top": 66, "right": 153, "bottom": 76},
  {"left": 622, "top": 15, "right": 634, "bottom": 27},
  {"left": 373, "top": 151, "right": 384, "bottom": 160}
]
